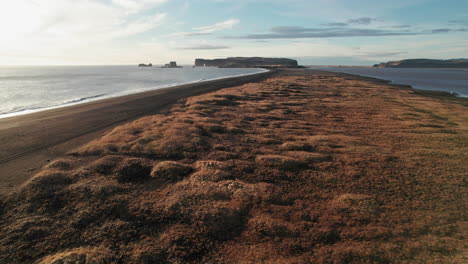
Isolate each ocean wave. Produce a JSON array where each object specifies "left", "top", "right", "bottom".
[
  {"left": 0, "top": 94, "right": 107, "bottom": 118},
  {"left": 63, "top": 94, "right": 106, "bottom": 105},
  {"left": 0, "top": 67, "right": 269, "bottom": 119}
]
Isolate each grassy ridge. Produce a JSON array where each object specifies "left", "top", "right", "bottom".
[{"left": 0, "top": 71, "right": 466, "bottom": 263}]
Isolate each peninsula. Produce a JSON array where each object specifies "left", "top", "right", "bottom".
[
  {"left": 0, "top": 69, "right": 466, "bottom": 264},
  {"left": 373, "top": 58, "right": 468, "bottom": 68},
  {"left": 195, "top": 57, "right": 299, "bottom": 68}
]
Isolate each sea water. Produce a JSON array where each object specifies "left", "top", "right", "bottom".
[
  {"left": 317, "top": 67, "right": 468, "bottom": 97},
  {"left": 0, "top": 66, "right": 267, "bottom": 118}
]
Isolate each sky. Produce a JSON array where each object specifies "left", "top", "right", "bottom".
[{"left": 0, "top": 0, "right": 467, "bottom": 65}]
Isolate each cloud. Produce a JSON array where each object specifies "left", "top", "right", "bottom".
[
  {"left": 271, "top": 26, "right": 311, "bottom": 34},
  {"left": 0, "top": 0, "right": 167, "bottom": 43},
  {"left": 226, "top": 26, "right": 421, "bottom": 39},
  {"left": 225, "top": 23, "right": 466, "bottom": 40},
  {"left": 111, "top": 13, "right": 166, "bottom": 38},
  {"left": 435, "top": 28, "right": 468, "bottom": 33},
  {"left": 172, "top": 19, "right": 240, "bottom": 37},
  {"left": 194, "top": 19, "right": 240, "bottom": 33},
  {"left": 347, "top": 17, "right": 377, "bottom": 25},
  {"left": 432, "top": 28, "right": 451, "bottom": 33},
  {"left": 320, "top": 17, "right": 379, "bottom": 27},
  {"left": 112, "top": 0, "right": 169, "bottom": 13},
  {"left": 359, "top": 51, "right": 407, "bottom": 57},
  {"left": 390, "top": 24, "right": 412, "bottom": 28},
  {"left": 178, "top": 44, "right": 230, "bottom": 50},
  {"left": 449, "top": 20, "right": 468, "bottom": 26},
  {"left": 321, "top": 22, "right": 349, "bottom": 27}
]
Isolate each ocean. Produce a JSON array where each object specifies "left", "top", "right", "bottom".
[
  {"left": 0, "top": 66, "right": 267, "bottom": 118},
  {"left": 316, "top": 67, "right": 468, "bottom": 97}
]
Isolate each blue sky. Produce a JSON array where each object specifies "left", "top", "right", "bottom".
[{"left": 0, "top": 0, "right": 467, "bottom": 65}]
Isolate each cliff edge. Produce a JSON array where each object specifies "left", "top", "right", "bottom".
[{"left": 195, "top": 57, "right": 299, "bottom": 68}]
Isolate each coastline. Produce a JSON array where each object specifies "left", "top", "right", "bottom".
[
  {"left": 1, "top": 68, "right": 465, "bottom": 194},
  {"left": 0, "top": 68, "right": 269, "bottom": 119},
  {"left": 314, "top": 69, "right": 468, "bottom": 103},
  {"left": 0, "top": 70, "right": 274, "bottom": 194},
  {"left": 312, "top": 67, "right": 468, "bottom": 99},
  {"left": 1, "top": 68, "right": 465, "bottom": 263}
]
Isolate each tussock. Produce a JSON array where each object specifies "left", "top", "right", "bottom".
[
  {"left": 45, "top": 159, "right": 74, "bottom": 171},
  {"left": 115, "top": 158, "right": 151, "bottom": 183},
  {"left": 150, "top": 161, "right": 192, "bottom": 182},
  {"left": 255, "top": 155, "right": 307, "bottom": 170},
  {"left": 38, "top": 247, "right": 114, "bottom": 264}
]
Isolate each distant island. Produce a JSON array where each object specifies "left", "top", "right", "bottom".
[
  {"left": 195, "top": 57, "right": 299, "bottom": 68},
  {"left": 162, "top": 61, "right": 182, "bottom": 68},
  {"left": 138, "top": 63, "right": 152, "bottom": 67},
  {"left": 373, "top": 59, "right": 468, "bottom": 68}
]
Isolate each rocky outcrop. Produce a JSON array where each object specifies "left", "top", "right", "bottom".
[
  {"left": 373, "top": 59, "right": 468, "bottom": 68},
  {"left": 195, "top": 57, "right": 299, "bottom": 68}
]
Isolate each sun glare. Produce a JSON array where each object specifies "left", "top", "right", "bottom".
[{"left": 0, "top": 1, "right": 42, "bottom": 43}]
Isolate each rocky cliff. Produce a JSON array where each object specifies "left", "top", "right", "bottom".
[
  {"left": 373, "top": 59, "right": 468, "bottom": 68},
  {"left": 195, "top": 57, "right": 299, "bottom": 68}
]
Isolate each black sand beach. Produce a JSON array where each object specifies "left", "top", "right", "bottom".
[{"left": 0, "top": 70, "right": 274, "bottom": 194}]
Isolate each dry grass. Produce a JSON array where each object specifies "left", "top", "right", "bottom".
[
  {"left": 37, "top": 247, "right": 114, "bottom": 264},
  {"left": 255, "top": 155, "right": 307, "bottom": 170},
  {"left": 0, "top": 70, "right": 467, "bottom": 263},
  {"left": 151, "top": 161, "right": 192, "bottom": 182}
]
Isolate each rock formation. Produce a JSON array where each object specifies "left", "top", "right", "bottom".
[{"left": 195, "top": 57, "right": 299, "bottom": 68}]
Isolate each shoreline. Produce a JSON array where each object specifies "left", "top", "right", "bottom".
[
  {"left": 1, "top": 68, "right": 466, "bottom": 194},
  {"left": 312, "top": 67, "right": 468, "bottom": 99},
  {"left": 313, "top": 69, "right": 468, "bottom": 103},
  {"left": 0, "top": 68, "right": 269, "bottom": 119},
  {"left": 0, "top": 69, "right": 274, "bottom": 194}
]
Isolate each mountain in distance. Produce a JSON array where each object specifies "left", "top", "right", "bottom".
[
  {"left": 195, "top": 57, "right": 299, "bottom": 68},
  {"left": 373, "top": 58, "right": 468, "bottom": 68}
]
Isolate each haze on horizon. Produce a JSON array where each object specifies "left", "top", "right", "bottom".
[{"left": 1, "top": 0, "right": 467, "bottom": 66}]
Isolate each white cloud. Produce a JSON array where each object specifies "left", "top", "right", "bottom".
[
  {"left": 112, "top": 0, "right": 169, "bottom": 13},
  {"left": 3, "top": 3, "right": 165, "bottom": 41},
  {"left": 171, "top": 19, "right": 240, "bottom": 37},
  {"left": 0, "top": 0, "right": 167, "bottom": 42},
  {"left": 194, "top": 19, "right": 240, "bottom": 33},
  {"left": 0, "top": 0, "right": 168, "bottom": 65},
  {"left": 110, "top": 13, "right": 167, "bottom": 38}
]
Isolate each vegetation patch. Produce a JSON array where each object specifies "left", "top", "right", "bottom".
[
  {"left": 115, "top": 158, "right": 151, "bottom": 183},
  {"left": 150, "top": 161, "right": 192, "bottom": 182},
  {"left": 1, "top": 72, "right": 466, "bottom": 264}
]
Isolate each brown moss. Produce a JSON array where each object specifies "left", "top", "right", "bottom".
[
  {"left": 27, "top": 170, "right": 72, "bottom": 187},
  {"left": 38, "top": 247, "right": 114, "bottom": 264},
  {"left": 45, "top": 159, "right": 74, "bottom": 171},
  {"left": 285, "top": 151, "right": 331, "bottom": 163},
  {"left": 279, "top": 141, "right": 314, "bottom": 151},
  {"left": 150, "top": 161, "right": 192, "bottom": 182},
  {"left": 249, "top": 215, "right": 296, "bottom": 238},
  {"left": 89, "top": 155, "right": 123, "bottom": 175},
  {"left": 330, "top": 193, "right": 380, "bottom": 216},
  {"left": 1, "top": 71, "right": 466, "bottom": 264},
  {"left": 255, "top": 155, "right": 307, "bottom": 170},
  {"left": 115, "top": 158, "right": 151, "bottom": 183}
]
